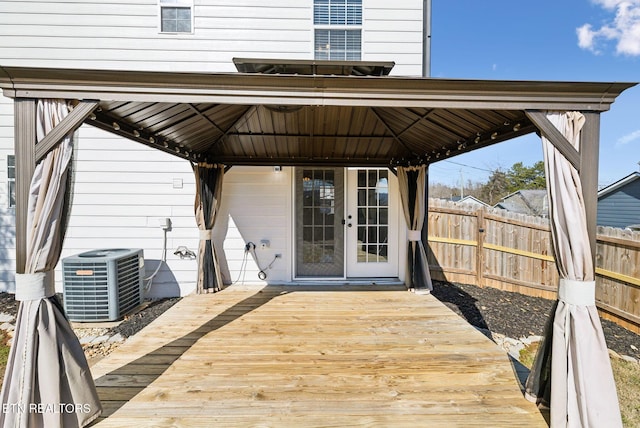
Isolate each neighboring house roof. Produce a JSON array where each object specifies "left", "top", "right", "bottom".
[
  {"left": 457, "top": 196, "right": 492, "bottom": 208},
  {"left": 597, "top": 172, "right": 640, "bottom": 198},
  {"left": 494, "top": 189, "right": 548, "bottom": 217}
]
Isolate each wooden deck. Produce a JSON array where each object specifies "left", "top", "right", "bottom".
[{"left": 89, "top": 284, "right": 547, "bottom": 427}]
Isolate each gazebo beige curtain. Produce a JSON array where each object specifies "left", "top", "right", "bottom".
[
  {"left": 525, "top": 111, "right": 622, "bottom": 427},
  {"left": 0, "top": 100, "right": 101, "bottom": 428},
  {"left": 193, "top": 163, "right": 225, "bottom": 293},
  {"left": 397, "top": 165, "right": 432, "bottom": 291}
]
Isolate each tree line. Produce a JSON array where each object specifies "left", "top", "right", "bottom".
[{"left": 429, "top": 161, "right": 546, "bottom": 205}]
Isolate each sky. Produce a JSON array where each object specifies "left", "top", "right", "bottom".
[{"left": 428, "top": 0, "right": 640, "bottom": 189}]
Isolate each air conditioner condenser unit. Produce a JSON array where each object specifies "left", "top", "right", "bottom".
[{"left": 62, "top": 248, "right": 144, "bottom": 322}]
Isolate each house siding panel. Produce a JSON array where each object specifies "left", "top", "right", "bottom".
[
  {"left": 58, "top": 126, "right": 200, "bottom": 297},
  {"left": 363, "top": 0, "right": 423, "bottom": 76},
  {"left": 216, "top": 166, "right": 292, "bottom": 285},
  {"left": 0, "top": 0, "right": 315, "bottom": 72},
  {"left": 0, "top": 0, "right": 423, "bottom": 295},
  {"left": 0, "top": 97, "right": 16, "bottom": 291},
  {"left": 597, "top": 180, "right": 640, "bottom": 228}
]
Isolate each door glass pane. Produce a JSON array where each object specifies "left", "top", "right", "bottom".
[
  {"left": 297, "top": 168, "right": 344, "bottom": 276},
  {"left": 358, "top": 188, "right": 367, "bottom": 205},
  {"left": 358, "top": 170, "right": 366, "bottom": 187},
  {"left": 355, "top": 169, "right": 390, "bottom": 263},
  {"left": 379, "top": 208, "right": 388, "bottom": 224},
  {"left": 368, "top": 170, "right": 377, "bottom": 187}
]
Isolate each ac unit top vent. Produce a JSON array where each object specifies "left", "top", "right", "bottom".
[{"left": 78, "top": 248, "right": 135, "bottom": 258}]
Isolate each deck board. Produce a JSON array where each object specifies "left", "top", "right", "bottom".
[{"left": 90, "top": 284, "right": 546, "bottom": 427}]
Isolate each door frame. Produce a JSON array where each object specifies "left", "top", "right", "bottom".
[
  {"left": 292, "top": 167, "right": 403, "bottom": 281},
  {"left": 345, "top": 168, "right": 400, "bottom": 278}
]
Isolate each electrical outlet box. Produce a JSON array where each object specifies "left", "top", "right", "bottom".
[
  {"left": 260, "top": 239, "right": 270, "bottom": 249},
  {"left": 159, "top": 217, "right": 172, "bottom": 230}
]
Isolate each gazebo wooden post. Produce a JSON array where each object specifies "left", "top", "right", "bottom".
[
  {"left": 13, "top": 98, "right": 37, "bottom": 275},
  {"left": 12, "top": 99, "right": 99, "bottom": 275},
  {"left": 580, "top": 111, "right": 601, "bottom": 262}
]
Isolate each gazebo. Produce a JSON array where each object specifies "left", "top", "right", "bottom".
[{"left": 0, "top": 61, "right": 635, "bottom": 427}]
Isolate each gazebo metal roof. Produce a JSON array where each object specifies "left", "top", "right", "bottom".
[
  {"left": 0, "top": 64, "right": 634, "bottom": 168},
  {"left": 1, "top": 61, "right": 636, "bottom": 427}
]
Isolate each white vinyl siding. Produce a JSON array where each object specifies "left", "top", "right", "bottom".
[
  {"left": 362, "top": 0, "right": 423, "bottom": 75},
  {"left": 0, "top": 97, "right": 16, "bottom": 292},
  {"left": 217, "top": 167, "right": 292, "bottom": 285},
  {"left": 60, "top": 126, "right": 199, "bottom": 297},
  {"left": 0, "top": 1, "right": 315, "bottom": 73},
  {"left": 0, "top": 0, "right": 423, "bottom": 294},
  {"left": 0, "top": 1, "right": 422, "bottom": 73}
]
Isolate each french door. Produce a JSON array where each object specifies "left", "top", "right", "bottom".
[
  {"left": 295, "top": 168, "right": 398, "bottom": 279},
  {"left": 345, "top": 168, "right": 398, "bottom": 277}
]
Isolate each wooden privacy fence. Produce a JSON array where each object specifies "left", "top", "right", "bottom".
[{"left": 427, "top": 198, "right": 640, "bottom": 334}]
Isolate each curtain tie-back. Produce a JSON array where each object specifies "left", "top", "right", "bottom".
[
  {"left": 407, "top": 230, "right": 422, "bottom": 242},
  {"left": 15, "top": 271, "right": 55, "bottom": 301},
  {"left": 199, "top": 229, "right": 213, "bottom": 240},
  {"left": 558, "top": 278, "right": 595, "bottom": 306}
]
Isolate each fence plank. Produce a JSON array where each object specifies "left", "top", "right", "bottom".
[{"left": 428, "top": 198, "right": 640, "bottom": 334}]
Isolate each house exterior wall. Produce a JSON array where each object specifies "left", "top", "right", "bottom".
[
  {"left": 0, "top": 0, "right": 423, "bottom": 295},
  {"left": 597, "top": 179, "right": 640, "bottom": 229},
  {"left": 61, "top": 125, "right": 200, "bottom": 297},
  {"left": 0, "top": 100, "right": 15, "bottom": 288},
  {"left": 0, "top": 0, "right": 423, "bottom": 75},
  {"left": 216, "top": 166, "right": 293, "bottom": 286}
]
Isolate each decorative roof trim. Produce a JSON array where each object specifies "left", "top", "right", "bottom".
[
  {"left": 0, "top": 66, "right": 635, "bottom": 111},
  {"left": 598, "top": 172, "right": 640, "bottom": 198}
]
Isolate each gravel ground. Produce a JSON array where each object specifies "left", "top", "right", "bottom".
[
  {"left": 431, "top": 281, "right": 640, "bottom": 361},
  {"left": 0, "top": 294, "right": 180, "bottom": 362},
  {"left": 107, "top": 297, "right": 181, "bottom": 338},
  {"left": 0, "top": 294, "right": 180, "bottom": 338}
]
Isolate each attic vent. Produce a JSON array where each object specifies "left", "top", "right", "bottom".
[{"left": 232, "top": 58, "right": 394, "bottom": 76}]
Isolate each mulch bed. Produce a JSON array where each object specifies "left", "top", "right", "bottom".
[{"left": 432, "top": 280, "right": 640, "bottom": 360}]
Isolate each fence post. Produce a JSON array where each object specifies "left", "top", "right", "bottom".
[{"left": 476, "top": 207, "right": 485, "bottom": 288}]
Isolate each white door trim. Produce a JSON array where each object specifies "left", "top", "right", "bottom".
[
  {"left": 292, "top": 167, "right": 402, "bottom": 281},
  {"left": 345, "top": 168, "right": 399, "bottom": 278}
]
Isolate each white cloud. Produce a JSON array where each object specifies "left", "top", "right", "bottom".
[
  {"left": 577, "top": 0, "right": 640, "bottom": 56},
  {"left": 616, "top": 129, "right": 640, "bottom": 146},
  {"left": 577, "top": 24, "right": 597, "bottom": 51}
]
